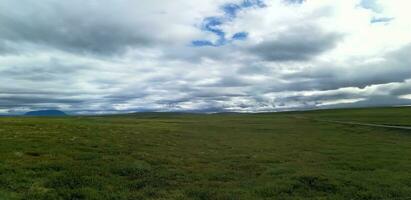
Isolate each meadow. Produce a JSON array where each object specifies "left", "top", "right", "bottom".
[{"left": 1, "top": 107, "right": 411, "bottom": 199}]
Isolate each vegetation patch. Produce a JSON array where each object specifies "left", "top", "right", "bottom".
[{"left": 0, "top": 107, "right": 411, "bottom": 199}]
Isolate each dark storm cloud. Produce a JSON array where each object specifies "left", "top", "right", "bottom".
[{"left": 249, "top": 26, "right": 341, "bottom": 62}]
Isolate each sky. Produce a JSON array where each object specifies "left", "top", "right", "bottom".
[{"left": 1, "top": 0, "right": 411, "bottom": 114}]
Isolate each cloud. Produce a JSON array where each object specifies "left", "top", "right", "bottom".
[
  {"left": 0, "top": 0, "right": 220, "bottom": 55},
  {"left": 0, "top": 2, "right": 143, "bottom": 55},
  {"left": 248, "top": 25, "right": 342, "bottom": 61},
  {"left": 360, "top": 0, "right": 383, "bottom": 13},
  {"left": 284, "top": 0, "right": 305, "bottom": 4},
  {"left": 0, "top": 0, "right": 411, "bottom": 114},
  {"left": 371, "top": 17, "right": 394, "bottom": 23},
  {"left": 191, "top": 0, "right": 264, "bottom": 47},
  {"left": 280, "top": 43, "right": 411, "bottom": 91}
]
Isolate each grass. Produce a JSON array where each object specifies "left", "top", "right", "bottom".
[
  {"left": 292, "top": 106, "right": 411, "bottom": 126},
  {"left": 1, "top": 107, "right": 411, "bottom": 199}
]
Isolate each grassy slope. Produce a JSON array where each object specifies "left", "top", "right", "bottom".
[
  {"left": 290, "top": 106, "right": 411, "bottom": 126},
  {"left": 0, "top": 108, "right": 411, "bottom": 199}
]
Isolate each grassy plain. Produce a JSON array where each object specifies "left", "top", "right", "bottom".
[{"left": 1, "top": 107, "right": 411, "bottom": 199}]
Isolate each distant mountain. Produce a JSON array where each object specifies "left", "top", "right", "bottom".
[{"left": 24, "top": 110, "right": 67, "bottom": 116}]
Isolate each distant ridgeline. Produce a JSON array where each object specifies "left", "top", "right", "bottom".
[{"left": 24, "top": 110, "right": 67, "bottom": 116}]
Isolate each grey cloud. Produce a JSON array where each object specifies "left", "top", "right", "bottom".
[
  {"left": 200, "top": 76, "right": 255, "bottom": 87},
  {"left": 0, "top": 1, "right": 165, "bottom": 55},
  {"left": 324, "top": 96, "right": 411, "bottom": 110},
  {"left": 0, "top": 41, "right": 17, "bottom": 55},
  {"left": 371, "top": 17, "right": 394, "bottom": 24},
  {"left": 268, "top": 78, "right": 411, "bottom": 111},
  {"left": 284, "top": 0, "right": 305, "bottom": 4},
  {"left": 0, "top": 57, "right": 114, "bottom": 114},
  {"left": 0, "top": 59, "right": 92, "bottom": 82},
  {"left": 249, "top": 25, "right": 341, "bottom": 62},
  {"left": 237, "top": 65, "right": 271, "bottom": 75},
  {"left": 277, "top": 44, "right": 411, "bottom": 93},
  {"left": 390, "top": 85, "right": 411, "bottom": 96},
  {"left": 0, "top": 96, "right": 83, "bottom": 105}
]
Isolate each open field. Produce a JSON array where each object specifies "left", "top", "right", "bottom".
[
  {"left": 1, "top": 108, "right": 411, "bottom": 199},
  {"left": 293, "top": 106, "right": 411, "bottom": 126}
]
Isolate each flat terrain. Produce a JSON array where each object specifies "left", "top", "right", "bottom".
[{"left": 1, "top": 107, "right": 411, "bottom": 199}]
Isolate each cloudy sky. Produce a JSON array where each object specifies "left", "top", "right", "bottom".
[{"left": 1, "top": 0, "right": 411, "bottom": 114}]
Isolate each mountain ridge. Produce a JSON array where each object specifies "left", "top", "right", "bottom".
[{"left": 24, "top": 110, "right": 67, "bottom": 116}]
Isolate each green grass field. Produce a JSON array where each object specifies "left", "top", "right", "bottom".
[{"left": 1, "top": 107, "right": 411, "bottom": 199}]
